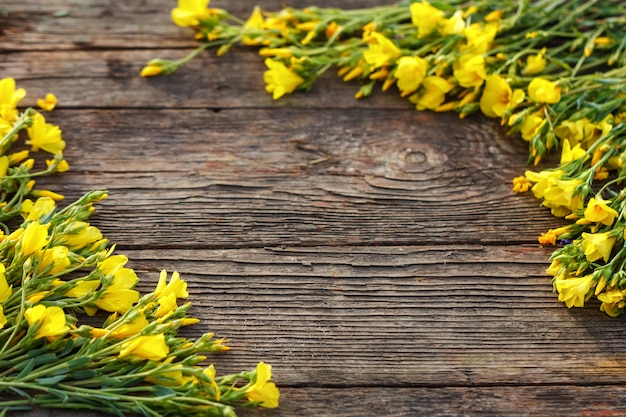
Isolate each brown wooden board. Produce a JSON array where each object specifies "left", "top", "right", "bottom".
[{"left": 2, "top": 0, "right": 621, "bottom": 416}]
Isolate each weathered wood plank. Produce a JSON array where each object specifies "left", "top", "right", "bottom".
[
  {"left": 18, "top": 385, "right": 626, "bottom": 417},
  {"left": 2, "top": 49, "right": 408, "bottom": 109},
  {"left": 77, "top": 246, "right": 625, "bottom": 388},
  {"left": 0, "top": 0, "right": 398, "bottom": 51},
  {"left": 27, "top": 108, "right": 559, "bottom": 248}
]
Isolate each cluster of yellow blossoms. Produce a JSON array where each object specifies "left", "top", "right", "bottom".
[
  {"left": 145, "top": 0, "right": 625, "bottom": 316},
  {"left": 0, "top": 77, "right": 278, "bottom": 415}
]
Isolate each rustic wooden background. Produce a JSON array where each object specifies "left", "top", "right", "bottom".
[{"left": 3, "top": 0, "right": 626, "bottom": 416}]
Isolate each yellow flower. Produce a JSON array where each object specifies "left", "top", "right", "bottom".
[
  {"left": 554, "top": 274, "right": 594, "bottom": 308},
  {"left": 59, "top": 221, "right": 103, "bottom": 250},
  {"left": 263, "top": 59, "right": 304, "bottom": 100},
  {"left": 21, "top": 197, "right": 56, "bottom": 222},
  {"left": 155, "top": 270, "right": 188, "bottom": 299},
  {"left": 171, "top": 0, "right": 211, "bottom": 27},
  {"left": 140, "top": 64, "right": 164, "bottom": 77},
  {"left": 119, "top": 334, "right": 169, "bottom": 361},
  {"left": 20, "top": 221, "right": 50, "bottom": 257},
  {"left": 520, "top": 113, "right": 545, "bottom": 141},
  {"left": 541, "top": 178, "right": 584, "bottom": 217},
  {"left": 38, "top": 246, "right": 71, "bottom": 275},
  {"left": 242, "top": 6, "right": 265, "bottom": 46},
  {"left": 479, "top": 74, "right": 525, "bottom": 118},
  {"left": 0, "top": 264, "right": 12, "bottom": 303},
  {"left": 522, "top": 49, "right": 547, "bottom": 75},
  {"left": 25, "top": 112, "right": 66, "bottom": 154},
  {"left": 528, "top": 77, "right": 561, "bottom": 104},
  {"left": 246, "top": 362, "right": 280, "bottom": 408},
  {"left": 511, "top": 176, "right": 531, "bottom": 193},
  {"left": 94, "top": 255, "right": 140, "bottom": 314},
  {"left": 584, "top": 196, "right": 618, "bottom": 226},
  {"left": 37, "top": 93, "right": 57, "bottom": 112},
  {"left": 439, "top": 10, "right": 465, "bottom": 36},
  {"left": 112, "top": 313, "right": 150, "bottom": 338},
  {"left": 560, "top": 139, "right": 586, "bottom": 164},
  {"left": 463, "top": 23, "right": 498, "bottom": 54},
  {"left": 0, "top": 77, "right": 26, "bottom": 121},
  {"left": 65, "top": 279, "right": 100, "bottom": 299},
  {"left": 413, "top": 76, "right": 455, "bottom": 111},
  {"left": 395, "top": 56, "right": 428, "bottom": 97},
  {"left": 94, "top": 267, "right": 140, "bottom": 314},
  {"left": 410, "top": 1, "right": 445, "bottom": 38},
  {"left": 525, "top": 169, "right": 583, "bottom": 217},
  {"left": 46, "top": 158, "right": 70, "bottom": 172},
  {"left": 453, "top": 54, "right": 487, "bottom": 88},
  {"left": 0, "top": 306, "right": 6, "bottom": 330},
  {"left": 581, "top": 232, "right": 616, "bottom": 262},
  {"left": 598, "top": 289, "right": 624, "bottom": 317},
  {"left": 484, "top": 10, "right": 503, "bottom": 22},
  {"left": 363, "top": 32, "right": 401, "bottom": 69},
  {"left": 24, "top": 304, "right": 70, "bottom": 339}
]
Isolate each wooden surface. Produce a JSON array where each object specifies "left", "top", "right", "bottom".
[{"left": 3, "top": 1, "right": 626, "bottom": 416}]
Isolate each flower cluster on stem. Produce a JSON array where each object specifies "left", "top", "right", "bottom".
[
  {"left": 0, "top": 77, "right": 278, "bottom": 415},
  {"left": 145, "top": 0, "right": 625, "bottom": 316}
]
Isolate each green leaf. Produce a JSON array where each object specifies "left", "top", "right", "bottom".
[
  {"left": 67, "top": 356, "right": 90, "bottom": 370},
  {"left": 152, "top": 385, "right": 176, "bottom": 398},
  {"left": 32, "top": 353, "right": 57, "bottom": 367},
  {"left": 15, "top": 359, "right": 35, "bottom": 379},
  {"left": 69, "top": 369, "right": 97, "bottom": 380},
  {"left": 36, "top": 374, "right": 68, "bottom": 385}
]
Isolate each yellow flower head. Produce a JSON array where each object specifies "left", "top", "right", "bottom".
[
  {"left": 263, "top": 58, "right": 304, "bottom": 100},
  {"left": 453, "top": 54, "right": 487, "bottom": 88},
  {"left": 439, "top": 10, "right": 465, "bottom": 36},
  {"left": 0, "top": 264, "right": 12, "bottom": 304},
  {"left": 246, "top": 362, "right": 280, "bottom": 408},
  {"left": 395, "top": 56, "right": 428, "bottom": 97},
  {"left": 584, "top": 196, "right": 618, "bottom": 226},
  {"left": 65, "top": 279, "right": 100, "bottom": 299},
  {"left": 59, "top": 221, "right": 103, "bottom": 250},
  {"left": 479, "top": 74, "right": 525, "bottom": 118},
  {"left": 511, "top": 176, "right": 532, "bottom": 193},
  {"left": 155, "top": 270, "right": 188, "bottom": 300},
  {"left": 581, "top": 232, "right": 616, "bottom": 262},
  {"left": 528, "top": 77, "right": 561, "bottom": 104},
  {"left": 112, "top": 313, "right": 150, "bottom": 338},
  {"left": 410, "top": 1, "right": 445, "bottom": 38},
  {"left": 598, "top": 289, "right": 625, "bottom": 317},
  {"left": 37, "top": 93, "right": 57, "bottom": 112},
  {"left": 560, "top": 139, "right": 586, "bottom": 164},
  {"left": 24, "top": 304, "right": 70, "bottom": 339},
  {"left": 520, "top": 113, "right": 546, "bottom": 141},
  {"left": 21, "top": 197, "right": 56, "bottom": 222},
  {"left": 119, "top": 334, "right": 170, "bottom": 361},
  {"left": 94, "top": 255, "right": 140, "bottom": 314},
  {"left": 413, "top": 76, "right": 455, "bottom": 111},
  {"left": 20, "top": 221, "right": 50, "bottom": 257},
  {"left": 25, "top": 112, "right": 66, "bottom": 154},
  {"left": 140, "top": 64, "right": 164, "bottom": 78},
  {"left": 38, "top": 246, "right": 71, "bottom": 275},
  {"left": 363, "top": 32, "right": 402, "bottom": 69},
  {"left": 463, "top": 23, "right": 498, "bottom": 54},
  {"left": 242, "top": 6, "right": 266, "bottom": 46},
  {"left": 171, "top": 0, "right": 211, "bottom": 27},
  {"left": 0, "top": 306, "right": 6, "bottom": 330},
  {"left": 0, "top": 77, "right": 26, "bottom": 121},
  {"left": 541, "top": 178, "right": 584, "bottom": 217},
  {"left": 522, "top": 49, "right": 547, "bottom": 75},
  {"left": 554, "top": 274, "right": 594, "bottom": 308}
]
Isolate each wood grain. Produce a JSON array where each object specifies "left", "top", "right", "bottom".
[
  {"left": 29, "top": 108, "right": 559, "bottom": 248},
  {"left": 2, "top": 0, "right": 619, "bottom": 416}
]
